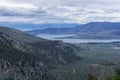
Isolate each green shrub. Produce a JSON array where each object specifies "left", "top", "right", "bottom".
[
  {"left": 5, "top": 78, "right": 13, "bottom": 80},
  {"left": 85, "top": 74, "right": 97, "bottom": 80},
  {"left": 107, "top": 68, "right": 120, "bottom": 80},
  {"left": 107, "top": 76, "right": 120, "bottom": 80}
]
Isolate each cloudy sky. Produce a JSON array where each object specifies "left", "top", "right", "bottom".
[{"left": 0, "top": 0, "right": 120, "bottom": 24}]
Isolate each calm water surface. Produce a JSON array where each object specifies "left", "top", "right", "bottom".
[{"left": 37, "top": 34, "right": 120, "bottom": 43}]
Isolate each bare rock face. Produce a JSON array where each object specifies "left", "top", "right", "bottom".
[
  {"left": 0, "top": 59, "right": 56, "bottom": 80},
  {"left": 87, "top": 64, "right": 115, "bottom": 80}
]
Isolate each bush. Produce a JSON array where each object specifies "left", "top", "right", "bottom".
[
  {"left": 85, "top": 73, "right": 97, "bottom": 80},
  {"left": 107, "top": 68, "right": 120, "bottom": 80},
  {"left": 5, "top": 78, "right": 13, "bottom": 80}
]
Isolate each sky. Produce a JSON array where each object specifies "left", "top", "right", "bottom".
[{"left": 0, "top": 0, "right": 120, "bottom": 24}]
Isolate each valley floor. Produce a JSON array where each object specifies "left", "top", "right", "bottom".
[{"left": 51, "top": 43, "right": 120, "bottom": 80}]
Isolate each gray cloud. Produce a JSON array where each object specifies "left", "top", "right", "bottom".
[{"left": 0, "top": 0, "right": 120, "bottom": 24}]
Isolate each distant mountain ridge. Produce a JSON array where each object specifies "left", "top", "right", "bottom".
[
  {"left": 28, "top": 22, "right": 120, "bottom": 39},
  {"left": 0, "top": 23, "right": 78, "bottom": 31}
]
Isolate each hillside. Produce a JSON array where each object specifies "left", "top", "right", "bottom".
[
  {"left": 0, "top": 26, "right": 46, "bottom": 42},
  {"left": 0, "top": 27, "right": 81, "bottom": 80},
  {"left": 0, "top": 32, "right": 56, "bottom": 80}
]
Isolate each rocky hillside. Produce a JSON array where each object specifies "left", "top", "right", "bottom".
[
  {"left": 0, "top": 26, "right": 46, "bottom": 42},
  {"left": 0, "top": 27, "right": 81, "bottom": 80},
  {"left": 0, "top": 32, "right": 55, "bottom": 80}
]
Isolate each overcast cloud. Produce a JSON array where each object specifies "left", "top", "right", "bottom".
[{"left": 0, "top": 0, "right": 120, "bottom": 24}]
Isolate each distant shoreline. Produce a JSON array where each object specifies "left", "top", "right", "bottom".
[{"left": 36, "top": 34, "right": 120, "bottom": 43}]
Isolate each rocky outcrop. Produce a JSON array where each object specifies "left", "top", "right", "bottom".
[
  {"left": 87, "top": 64, "right": 115, "bottom": 80},
  {"left": 0, "top": 59, "right": 56, "bottom": 80}
]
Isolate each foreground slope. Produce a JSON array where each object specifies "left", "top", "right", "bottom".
[
  {"left": 0, "top": 27, "right": 81, "bottom": 80},
  {"left": 0, "top": 32, "right": 56, "bottom": 80}
]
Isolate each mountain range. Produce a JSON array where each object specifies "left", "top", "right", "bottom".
[
  {"left": 28, "top": 22, "right": 120, "bottom": 39},
  {"left": 0, "top": 26, "right": 81, "bottom": 80},
  {"left": 0, "top": 23, "right": 77, "bottom": 31}
]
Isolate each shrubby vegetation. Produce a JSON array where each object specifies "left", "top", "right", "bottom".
[
  {"left": 85, "top": 74, "right": 97, "bottom": 80},
  {"left": 107, "top": 68, "right": 120, "bottom": 80},
  {"left": 85, "top": 68, "right": 120, "bottom": 80},
  {"left": 5, "top": 78, "right": 13, "bottom": 80}
]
